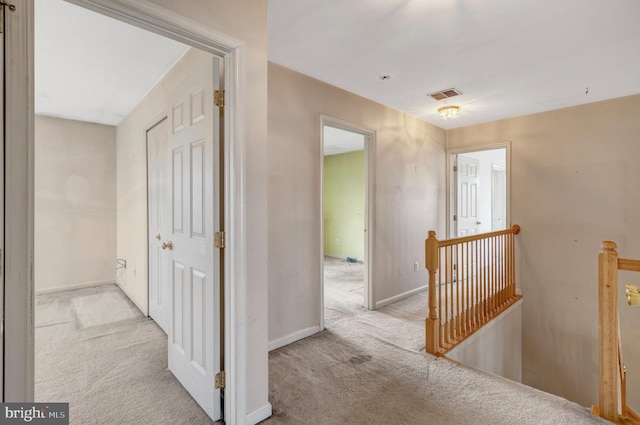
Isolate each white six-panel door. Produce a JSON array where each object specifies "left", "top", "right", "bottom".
[
  {"left": 148, "top": 118, "right": 170, "bottom": 333},
  {"left": 166, "top": 58, "right": 221, "bottom": 420},
  {"left": 456, "top": 155, "right": 480, "bottom": 237}
]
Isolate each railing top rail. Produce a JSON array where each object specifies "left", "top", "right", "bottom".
[
  {"left": 437, "top": 224, "right": 520, "bottom": 248},
  {"left": 618, "top": 258, "right": 640, "bottom": 272}
]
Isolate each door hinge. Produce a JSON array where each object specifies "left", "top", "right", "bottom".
[
  {"left": 453, "top": 165, "right": 458, "bottom": 172},
  {"left": 0, "top": 2, "right": 16, "bottom": 34},
  {"left": 453, "top": 214, "right": 457, "bottom": 221},
  {"left": 214, "top": 90, "right": 225, "bottom": 108},
  {"left": 215, "top": 371, "right": 225, "bottom": 389},
  {"left": 214, "top": 231, "right": 225, "bottom": 249}
]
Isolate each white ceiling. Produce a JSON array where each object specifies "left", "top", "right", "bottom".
[
  {"left": 35, "top": 0, "right": 190, "bottom": 126},
  {"left": 35, "top": 0, "right": 640, "bottom": 132},
  {"left": 269, "top": 0, "right": 640, "bottom": 129}
]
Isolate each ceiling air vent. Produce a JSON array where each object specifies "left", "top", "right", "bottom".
[{"left": 429, "top": 88, "right": 462, "bottom": 101}]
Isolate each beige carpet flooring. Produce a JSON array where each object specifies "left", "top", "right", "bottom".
[
  {"left": 35, "top": 265, "right": 608, "bottom": 425},
  {"left": 35, "top": 284, "right": 217, "bottom": 425},
  {"left": 262, "top": 257, "right": 607, "bottom": 425}
]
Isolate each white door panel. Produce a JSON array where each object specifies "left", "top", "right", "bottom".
[
  {"left": 167, "top": 57, "right": 221, "bottom": 420},
  {"left": 456, "top": 155, "right": 480, "bottom": 237},
  {"left": 148, "top": 118, "right": 169, "bottom": 333},
  {"left": 455, "top": 155, "right": 480, "bottom": 281}
]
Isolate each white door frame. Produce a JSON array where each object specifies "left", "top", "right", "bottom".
[
  {"left": 5, "top": 1, "right": 249, "bottom": 422},
  {"left": 0, "top": 3, "right": 4, "bottom": 400},
  {"left": 3, "top": 0, "right": 35, "bottom": 402},
  {"left": 320, "top": 115, "right": 376, "bottom": 329},
  {"left": 446, "top": 142, "right": 511, "bottom": 239},
  {"left": 491, "top": 164, "right": 507, "bottom": 231}
]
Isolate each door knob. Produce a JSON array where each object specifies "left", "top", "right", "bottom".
[
  {"left": 162, "top": 241, "right": 173, "bottom": 250},
  {"left": 156, "top": 233, "right": 161, "bottom": 240}
]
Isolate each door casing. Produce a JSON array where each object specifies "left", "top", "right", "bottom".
[
  {"left": 5, "top": 1, "right": 249, "bottom": 422},
  {"left": 0, "top": 0, "right": 7, "bottom": 401},
  {"left": 3, "top": 0, "right": 35, "bottom": 402}
]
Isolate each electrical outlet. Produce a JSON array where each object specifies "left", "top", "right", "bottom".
[
  {"left": 414, "top": 261, "right": 419, "bottom": 271},
  {"left": 335, "top": 238, "right": 340, "bottom": 245}
]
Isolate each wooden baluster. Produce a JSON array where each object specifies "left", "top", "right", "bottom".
[
  {"left": 482, "top": 237, "right": 488, "bottom": 322},
  {"left": 438, "top": 249, "right": 443, "bottom": 349},
  {"left": 475, "top": 239, "right": 479, "bottom": 327},
  {"left": 468, "top": 241, "right": 472, "bottom": 333},
  {"left": 489, "top": 238, "right": 496, "bottom": 317},
  {"left": 459, "top": 243, "right": 465, "bottom": 337},
  {"left": 500, "top": 234, "right": 505, "bottom": 306},
  {"left": 468, "top": 241, "right": 472, "bottom": 331},
  {"left": 425, "top": 231, "right": 439, "bottom": 354},
  {"left": 445, "top": 246, "right": 450, "bottom": 346},
  {"left": 507, "top": 232, "right": 512, "bottom": 298},
  {"left": 504, "top": 235, "right": 513, "bottom": 300},
  {"left": 513, "top": 231, "right": 516, "bottom": 297},
  {"left": 497, "top": 236, "right": 500, "bottom": 307},
  {"left": 462, "top": 242, "right": 468, "bottom": 336},
  {"left": 456, "top": 243, "right": 461, "bottom": 339},
  {"left": 598, "top": 241, "right": 618, "bottom": 422},
  {"left": 511, "top": 225, "right": 520, "bottom": 298},
  {"left": 494, "top": 236, "right": 499, "bottom": 312},
  {"left": 486, "top": 237, "right": 491, "bottom": 320}
]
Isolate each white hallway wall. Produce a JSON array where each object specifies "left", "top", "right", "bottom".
[
  {"left": 447, "top": 93, "right": 640, "bottom": 410},
  {"left": 268, "top": 62, "right": 447, "bottom": 346},
  {"left": 116, "top": 0, "right": 269, "bottom": 418},
  {"left": 35, "top": 115, "right": 116, "bottom": 293}
]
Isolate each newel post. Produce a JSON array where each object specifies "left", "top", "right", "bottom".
[
  {"left": 425, "top": 231, "right": 439, "bottom": 354},
  {"left": 598, "top": 241, "right": 619, "bottom": 422}
]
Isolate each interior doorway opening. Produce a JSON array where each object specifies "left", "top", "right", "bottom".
[
  {"left": 33, "top": 0, "right": 223, "bottom": 421},
  {"left": 321, "top": 119, "right": 375, "bottom": 329},
  {"left": 449, "top": 146, "right": 509, "bottom": 238}
]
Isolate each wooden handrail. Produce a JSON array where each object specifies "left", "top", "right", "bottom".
[
  {"left": 618, "top": 258, "right": 640, "bottom": 272},
  {"left": 436, "top": 225, "right": 520, "bottom": 248},
  {"left": 593, "top": 241, "right": 640, "bottom": 424},
  {"left": 425, "top": 225, "right": 522, "bottom": 356}
]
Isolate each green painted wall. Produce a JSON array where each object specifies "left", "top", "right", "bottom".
[{"left": 323, "top": 150, "right": 365, "bottom": 260}]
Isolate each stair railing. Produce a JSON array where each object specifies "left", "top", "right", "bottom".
[
  {"left": 593, "top": 241, "right": 640, "bottom": 424},
  {"left": 425, "top": 225, "right": 522, "bottom": 355}
]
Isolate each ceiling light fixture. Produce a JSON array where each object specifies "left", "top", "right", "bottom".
[{"left": 438, "top": 105, "right": 460, "bottom": 120}]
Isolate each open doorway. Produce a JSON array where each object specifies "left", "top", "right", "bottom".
[
  {"left": 33, "top": 0, "right": 223, "bottom": 421},
  {"left": 321, "top": 118, "right": 375, "bottom": 329},
  {"left": 449, "top": 146, "right": 509, "bottom": 238}
]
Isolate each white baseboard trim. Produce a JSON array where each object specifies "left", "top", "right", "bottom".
[
  {"left": 375, "top": 284, "right": 427, "bottom": 309},
  {"left": 268, "top": 325, "right": 321, "bottom": 352},
  {"left": 246, "top": 402, "right": 272, "bottom": 425},
  {"left": 35, "top": 280, "right": 115, "bottom": 295}
]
